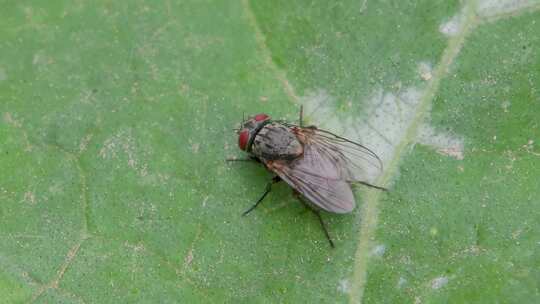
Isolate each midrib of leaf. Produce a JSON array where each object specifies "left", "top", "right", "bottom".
[
  {"left": 348, "top": 1, "right": 480, "bottom": 303},
  {"left": 241, "top": 0, "right": 300, "bottom": 105}
]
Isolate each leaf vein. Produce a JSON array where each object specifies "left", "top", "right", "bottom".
[
  {"left": 349, "top": 1, "right": 481, "bottom": 303},
  {"left": 241, "top": 0, "right": 300, "bottom": 104}
]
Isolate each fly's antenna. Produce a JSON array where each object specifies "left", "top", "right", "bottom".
[{"left": 233, "top": 112, "right": 246, "bottom": 134}]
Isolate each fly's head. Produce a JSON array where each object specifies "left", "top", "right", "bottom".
[{"left": 237, "top": 113, "right": 271, "bottom": 152}]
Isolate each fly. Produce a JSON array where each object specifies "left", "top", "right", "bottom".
[{"left": 228, "top": 107, "right": 387, "bottom": 247}]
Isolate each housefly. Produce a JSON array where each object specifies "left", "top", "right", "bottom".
[{"left": 228, "top": 107, "right": 387, "bottom": 247}]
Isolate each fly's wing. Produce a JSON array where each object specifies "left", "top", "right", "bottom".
[
  {"left": 284, "top": 123, "right": 384, "bottom": 183},
  {"left": 266, "top": 144, "right": 355, "bottom": 213}
]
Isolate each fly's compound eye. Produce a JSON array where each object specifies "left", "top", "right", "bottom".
[
  {"left": 238, "top": 129, "right": 250, "bottom": 150},
  {"left": 254, "top": 114, "right": 269, "bottom": 122}
]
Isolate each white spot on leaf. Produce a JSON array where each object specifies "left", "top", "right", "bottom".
[
  {"left": 184, "top": 248, "right": 194, "bottom": 267},
  {"left": 418, "top": 62, "right": 433, "bottom": 81},
  {"left": 0, "top": 68, "right": 6, "bottom": 81},
  {"left": 501, "top": 100, "right": 511, "bottom": 112},
  {"left": 477, "top": 0, "right": 538, "bottom": 18},
  {"left": 3, "top": 112, "right": 22, "bottom": 128},
  {"left": 439, "top": 13, "right": 462, "bottom": 37},
  {"left": 417, "top": 124, "right": 464, "bottom": 160},
  {"left": 202, "top": 196, "right": 209, "bottom": 208},
  {"left": 338, "top": 279, "right": 350, "bottom": 294},
  {"left": 99, "top": 129, "right": 150, "bottom": 177},
  {"left": 79, "top": 133, "right": 93, "bottom": 153},
  {"left": 431, "top": 276, "right": 449, "bottom": 289},
  {"left": 371, "top": 244, "right": 386, "bottom": 257},
  {"left": 397, "top": 277, "right": 407, "bottom": 288},
  {"left": 23, "top": 191, "right": 36, "bottom": 205}
]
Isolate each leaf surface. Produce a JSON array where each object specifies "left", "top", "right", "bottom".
[{"left": 1, "top": 1, "right": 539, "bottom": 303}]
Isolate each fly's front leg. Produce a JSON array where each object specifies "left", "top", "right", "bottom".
[
  {"left": 226, "top": 156, "right": 261, "bottom": 163},
  {"left": 350, "top": 180, "right": 388, "bottom": 191},
  {"left": 242, "top": 176, "right": 281, "bottom": 216}
]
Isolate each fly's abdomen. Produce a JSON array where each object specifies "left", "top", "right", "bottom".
[{"left": 252, "top": 122, "right": 303, "bottom": 160}]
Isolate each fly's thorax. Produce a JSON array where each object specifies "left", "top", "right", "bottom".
[{"left": 251, "top": 122, "right": 303, "bottom": 161}]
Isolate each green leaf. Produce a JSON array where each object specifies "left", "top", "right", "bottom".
[{"left": 1, "top": 1, "right": 539, "bottom": 303}]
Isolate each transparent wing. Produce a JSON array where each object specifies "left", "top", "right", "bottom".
[
  {"left": 263, "top": 123, "right": 384, "bottom": 213},
  {"left": 283, "top": 123, "right": 384, "bottom": 183},
  {"left": 266, "top": 144, "right": 355, "bottom": 213}
]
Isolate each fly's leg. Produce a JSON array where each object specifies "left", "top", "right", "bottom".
[
  {"left": 350, "top": 180, "right": 388, "bottom": 191},
  {"left": 226, "top": 156, "right": 261, "bottom": 163},
  {"left": 295, "top": 194, "right": 335, "bottom": 248},
  {"left": 292, "top": 191, "right": 310, "bottom": 215},
  {"left": 242, "top": 176, "right": 281, "bottom": 216},
  {"left": 313, "top": 210, "right": 335, "bottom": 248},
  {"left": 299, "top": 105, "right": 304, "bottom": 127},
  {"left": 298, "top": 105, "right": 317, "bottom": 129}
]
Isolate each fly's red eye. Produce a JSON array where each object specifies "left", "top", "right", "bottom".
[
  {"left": 238, "top": 129, "right": 249, "bottom": 150},
  {"left": 254, "top": 114, "right": 269, "bottom": 121}
]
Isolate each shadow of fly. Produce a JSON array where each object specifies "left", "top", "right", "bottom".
[{"left": 228, "top": 107, "right": 387, "bottom": 247}]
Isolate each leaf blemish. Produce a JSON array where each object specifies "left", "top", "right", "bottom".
[
  {"left": 418, "top": 62, "right": 433, "bottom": 81},
  {"left": 99, "top": 129, "right": 149, "bottom": 177},
  {"left": 190, "top": 142, "right": 200, "bottom": 153},
  {"left": 371, "top": 244, "right": 386, "bottom": 257},
  {"left": 337, "top": 279, "right": 350, "bottom": 294},
  {"left": 0, "top": 67, "right": 7, "bottom": 81},
  {"left": 397, "top": 277, "right": 407, "bottom": 288},
  {"left": 3, "top": 112, "right": 23, "bottom": 128},
  {"left": 439, "top": 13, "right": 463, "bottom": 37},
  {"left": 79, "top": 133, "right": 94, "bottom": 153},
  {"left": 501, "top": 100, "right": 511, "bottom": 112},
  {"left": 23, "top": 191, "right": 37, "bottom": 205},
  {"left": 417, "top": 123, "right": 464, "bottom": 160},
  {"left": 430, "top": 276, "right": 449, "bottom": 290},
  {"left": 301, "top": 85, "right": 424, "bottom": 181},
  {"left": 477, "top": 0, "right": 540, "bottom": 18}
]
